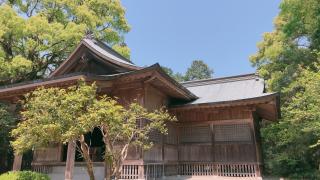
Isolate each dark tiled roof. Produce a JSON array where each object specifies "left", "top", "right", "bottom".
[
  {"left": 0, "top": 64, "right": 197, "bottom": 100},
  {"left": 180, "top": 73, "right": 277, "bottom": 105},
  {"left": 82, "top": 38, "right": 136, "bottom": 67}
]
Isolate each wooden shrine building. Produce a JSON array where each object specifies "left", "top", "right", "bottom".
[{"left": 0, "top": 37, "right": 280, "bottom": 180}]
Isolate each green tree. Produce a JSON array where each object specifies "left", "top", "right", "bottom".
[
  {"left": 161, "top": 66, "right": 185, "bottom": 82},
  {"left": 11, "top": 81, "right": 175, "bottom": 180},
  {"left": 0, "top": 0, "right": 130, "bottom": 84},
  {"left": 184, "top": 60, "right": 213, "bottom": 81},
  {"left": 11, "top": 82, "right": 99, "bottom": 180},
  {"left": 0, "top": 103, "right": 16, "bottom": 173},
  {"left": 0, "top": 0, "right": 131, "bottom": 173},
  {"left": 82, "top": 97, "right": 175, "bottom": 180},
  {"left": 251, "top": 0, "right": 320, "bottom": 177},
  {"left": 261, "top": 68, "right": 320, "bottom": 178},
  {"left": 250, "top": 0, "right": 320, "bottom": 94},
  {"left": 161, "top": 60, "right": 214, "bottom": 82}
]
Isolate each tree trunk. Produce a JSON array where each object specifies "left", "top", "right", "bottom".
[
  {"left": 12, "top": 153, "right": 22, "bottom": 171},
  {"left": 79, "top": 135, "right": 95, "bottom": 180},
  {"left": 114, "top": 165, "right": 122, "bottom": 180},
  {"left": 104, "top": 159, "right": 112, "bottom": 180},
  {"left": 65, "top": 140, "right": 76, "bottom": 180},
  {"left": 102, "top": 127, "right": 114, "bottom": 180}
]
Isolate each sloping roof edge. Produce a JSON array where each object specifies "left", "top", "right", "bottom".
[
  {"left": 0, "top": 64, "right": 197, "bottom": 101},
  {"left": 170, "top": 92, "right": 279, "bottom": 109},
  {"left": 49, "top": 38, "right": 140, "bottom": 78},
  {"left": 182, "top": 73, "right": 259, "bottom": 87}
]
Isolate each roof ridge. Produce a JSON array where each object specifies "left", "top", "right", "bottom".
[
  {"left": 181, "top": 73, "right": 260, "bottom": 87},
  {"left": 89, "top": 38, "right": 133, "bottom": 64}
]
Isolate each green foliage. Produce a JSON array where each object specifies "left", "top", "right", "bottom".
[
  {"left": 0, "top": 103, "right": 15, "bottom": 148},
  {"left": 161, "top": 66, "right": 185, "bottom": 82},
  {"left": 11, "top": 81, "right": 175, "bottom": 179},
  {"left": 161, "top": 60, "right": 213, "bottom": 82},
  {"left": 112, "top": 43, "right": 131, "bottom": 60},
  {"left": 250, "top": 0, "right": 320, "bottom": 93},
  {"left": 251, "top": 0, "right": 320, "bottom": 177},
  {"left": 83, "top": 97, "right": 175, "bottom": 149},
  {"left": 0, "top": 171, "right": 50, "bottom": 180},
  {"left": 11, "top": 81, "right": 98, "bottom": 154},
  {"left": 78, "top": 91, "right": 176, "bottom": 178},
  {"left": 261, "top": 69, "right": 320, "bottom": 178},
  {"left": 0, "top": 0, "right": 130, "bottom": 84},
  {"left": 184, "top": 60, "right": 213, "bottom": 81},
  {"left": 0, "top": 103, "right": 16, "bottom": 171}
]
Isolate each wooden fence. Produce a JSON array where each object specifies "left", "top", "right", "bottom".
[
  {"left": 32, "top": 162, "right": 259, "bottom": 179},
  {"left": 178, "top": 162, "right": 258, "bottom": 177}
]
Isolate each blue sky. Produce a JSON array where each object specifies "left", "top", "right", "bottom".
[{"left": 122, "top": 0, "right": 281, "bottom": 77}]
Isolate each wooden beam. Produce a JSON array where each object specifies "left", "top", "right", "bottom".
[
  {"left": 249, "top": 113, "right": 262, "bottom": 177},
  {"left": 65, "top": 140, "right": 76, "bottom": 180},
  {"left": 176, "top": 118, "right": 252, "bottom": 126},
  {"left": 138, "top": 165, "right": 144, "bottom": 179}
]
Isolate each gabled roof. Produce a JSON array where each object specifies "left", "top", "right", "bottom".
[
  {"left": 81, "top": 38, "right": 136, "bottom": 67},
  {"left": 0, "top": 36, "right": 280, "bottom": 120},
  {"left": 0, "top": 64, "right": 197, "bottom": 101},
  {"left": 182, "top": 73, "right": 274, "bottom": 105},
  {"left": 171, "top": 73, "right": 280, "bottom": 121},
  {"left": 49, "top": 37, "right": 141, "bottom": 77}
]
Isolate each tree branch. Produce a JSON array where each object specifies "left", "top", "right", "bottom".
[{"left": 27, "top": 0, "right": 39, "bottom": 17}]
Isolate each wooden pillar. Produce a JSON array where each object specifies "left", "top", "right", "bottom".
[
  {"left": 12, "top": 153, "right": 22, "bottom": 171},
  {"left": 65, "top": 140, "right": 76, "bottom": 180},
  {"left": 210, "top": 123, "right": 215, "bottom": 163},
  {"left": 250, "top": 111, "right": 262, "bottom": 177},
  {"left": 138, "top": 165, "right": 144, "bottom": 179}
]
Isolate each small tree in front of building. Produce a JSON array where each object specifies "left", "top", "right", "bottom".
[
  {"left": 81, "top": 97, "right": 175, "bottom": 180},
  {"left": 11, "top": 81, "right": 175, "bottom": 180},
  {"left": 11, "top": 82, "right": 99, "bottom": 180}
]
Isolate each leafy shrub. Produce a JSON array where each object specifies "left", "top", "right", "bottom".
[{"left": 0, "top": 171, "right": 50, "bottom": 180}]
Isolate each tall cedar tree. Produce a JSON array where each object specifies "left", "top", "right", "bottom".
[
  {"left": 162, "top": 60, "right": 213, "bottom": 82},
  {"left": 184, "top": 60, "right": 213, "bottom": 81}
]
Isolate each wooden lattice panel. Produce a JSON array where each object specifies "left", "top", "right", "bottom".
[
  {"left": 214, "top": 144, "right": 256, "bottom": 162},
  {"left": 164, "top": 145, "right": 178, "bottom": 161},
  {"left": 214, "top": 123, "right": 252, "bottom": 142},
  {"left": 143, "top": 145, "right": 162, "bottom": 161},
  {"left": 179, "top": 145, "right": 212, "bottom": 161},
  {"left": 165, "top": 124, "right": 178, "bottom": 144},
  {"left": 149, "top": 129, "right": 162, "bottom": 143},
  {"left": 180, "top": 125, "right": 211, "bottom": 143}
]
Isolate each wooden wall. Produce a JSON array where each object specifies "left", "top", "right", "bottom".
[
  {"left": 144, "top": 85, "right": 168, "bottom": 110},
  {"left": 172, "top": 106, "right": 258, "bottom": 164},
  {"left": 172, "top": 107, "right": 251, "bottom": 122},
  {"left": 143, "top": 85, "right": 172, "bottom": 162},
  {"left": 111, "top": 83, "right": 145, "bottom": 107},
  {"left": 125, "top": 145, "right": 141, "bottom": 160},
  {"left": 30, "top": 82, "right": 260, "bottom": 166},
  {"left": 33, "top": 145, "right": 62, "bottom": 162},
  {"left": 142, "top": 103, "right": 259, "bottom": 165}
]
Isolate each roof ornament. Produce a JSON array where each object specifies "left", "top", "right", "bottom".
[{"left": 84, "top": 29, "right": 95, "bottom": 40}]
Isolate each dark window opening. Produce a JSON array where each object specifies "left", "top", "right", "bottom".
[{"left": 63, "top": 127, "right": 105, "bottom": 162}]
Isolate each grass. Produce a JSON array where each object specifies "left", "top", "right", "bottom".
[{"left": 0, "top": 171, "right": 50, "bottom": 180}]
